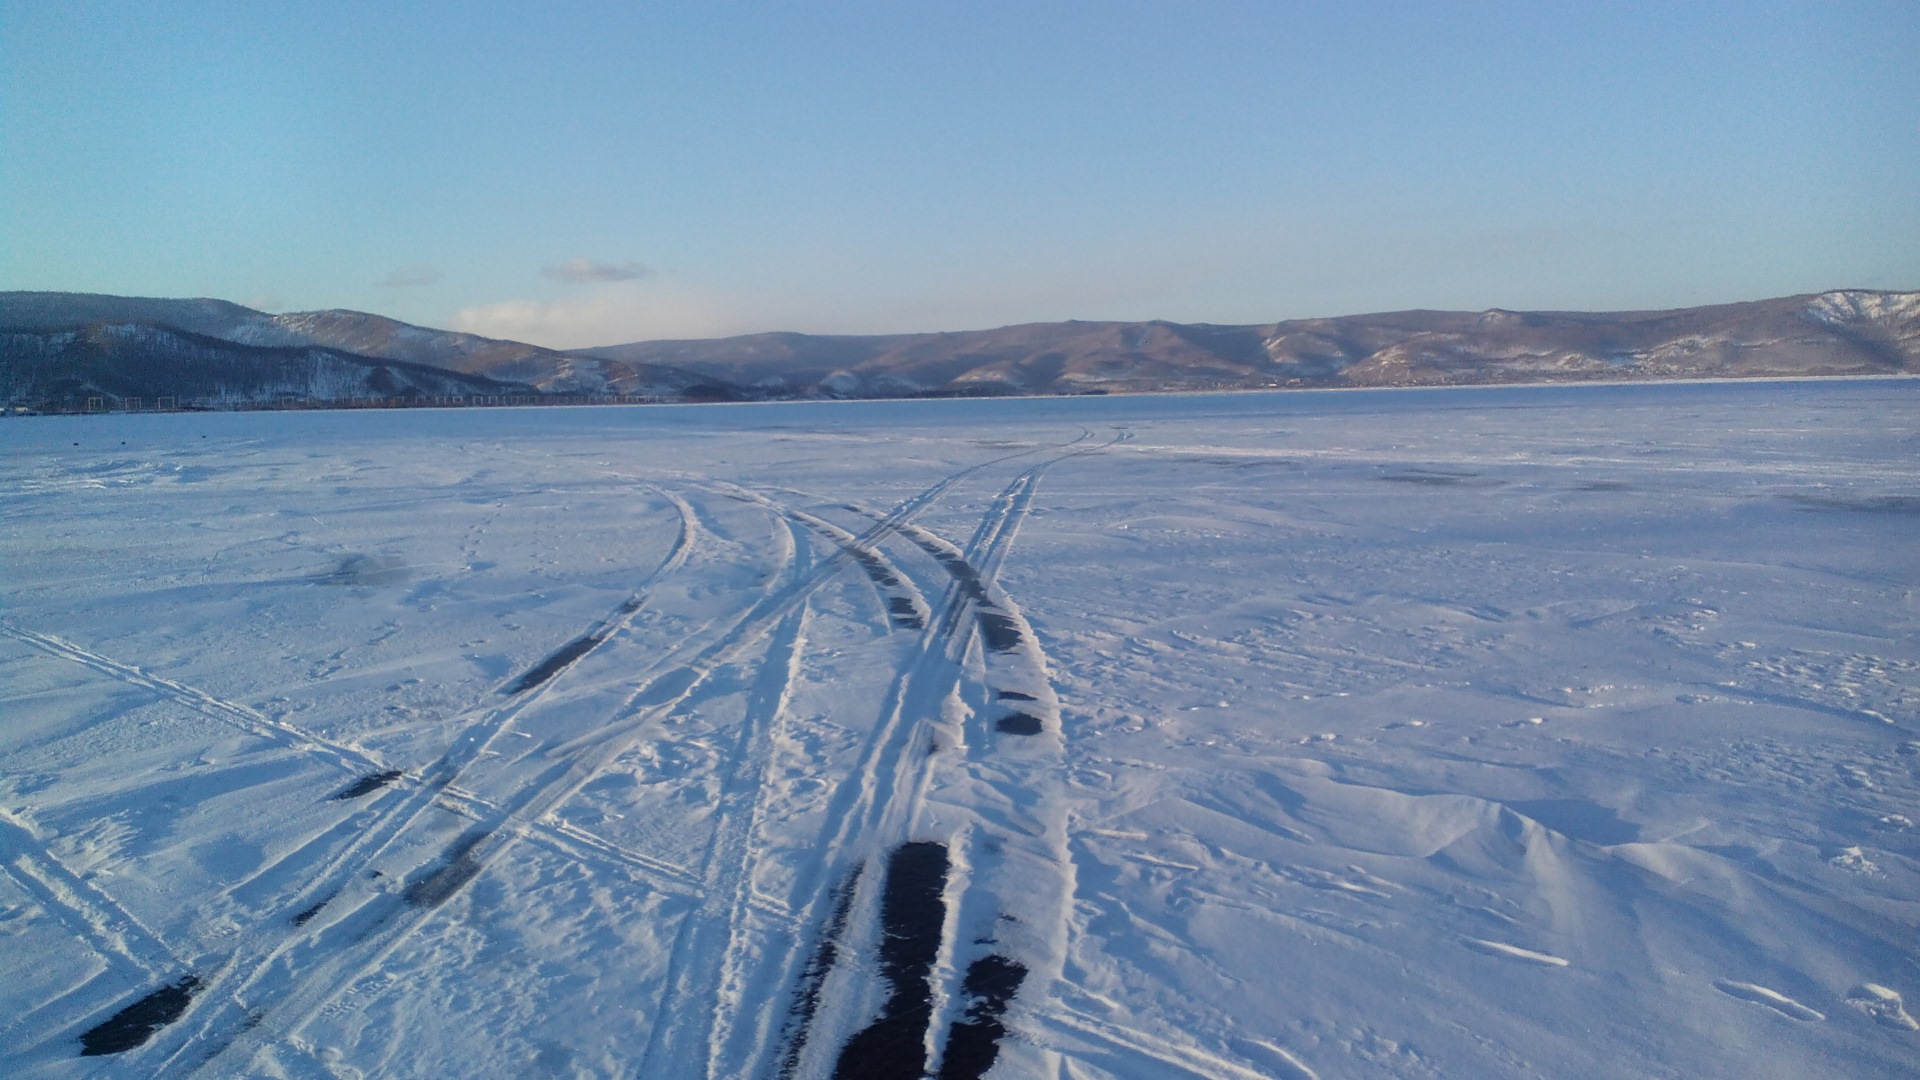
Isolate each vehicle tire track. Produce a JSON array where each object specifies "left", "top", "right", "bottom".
[
  {"left": 218, "top": 487, "right": 709, "bottom": 920},
  {"left": 192, "top": 479, "right": 960, "bottom": 1073},
  {"left": 815, "top": 437, "right": 1117, "bottom": 1079},
  {"left": 768, "top": 578, "right": 978, "bottom": 1077},
  {"left": 155, "top": 457, "right": 1023, "bottom": 1076},
  {"left": 123, "top": 487, "right": 720, "bottom": 1073},
  {"left": 637, "top": 594, "right": 811, "bottom": 1077},
  {"left": 637, "top": 481, "right": 964, "bottom": 1078},
  {"left": 290, "top": 452, "right": 1070, "bottom": 1078},
  {"left": 771, "top": 442, "right": 1108, "bottom": 1078},
  {"left": 709, "top": 482, "right": 932, "bottom": 634},
  {"left": 903, "top": 512, "right": 1074, "bottom": 1080}
]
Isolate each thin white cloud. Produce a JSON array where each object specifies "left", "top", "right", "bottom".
[
  {"left": 376, "top": 264, "right": 443, "bottom": 288},
  {"left": 451, "top": 281, "right": 743, "bottom": 349},
  {"left": 542, "top": 257, "right": 652, "bottom": 285}
]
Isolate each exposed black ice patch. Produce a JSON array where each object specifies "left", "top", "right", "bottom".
[
  {"left": 996, "top": 713, "right": 1044, "bottom": 736},
  {"left": 290, "top": 897, "right": 331, "bottom": 926},
  {"left": 322, "top": 553, "right": 407, "bottom": 586},
  {"left": 850, "top": 547, "right": 903, "bottom": 589},
  {"left": 887, "top": 597, "right": 925, "bottom": 629},
  {"left": 1781, "top": 493, "right": 1920, "bottom": 515},
  {"left": 937, "top": 954, "right": 1028, "bottom": 1080},
  {"left": 897, "top": 533, "right": 1035, "bottom": 652},
  {"left": 1380, "top": 470, "right": 1477, "bottom": 486},
  {"left": 404, "top": 831, "right": 488, "bottom": 908},
  {"left": 976, "top": 610, "right": 1023, "bottom": 652},
  {"left": 779, "top": 867, "right": 863, "bottom": 1079},
  {"left": 503, "top": 632, "right": 603, "bottom": 694},
  {"left": 833, "top": 842, "right": 950, "bottom": 1080},
  {"left": 79, "top": 976, "right": 200, "bottom": 1056},
  {"left": 330, "top": 769, "right": 404, "bottom": 800}
]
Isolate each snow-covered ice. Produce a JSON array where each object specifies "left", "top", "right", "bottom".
[{"left": 1, "top": 379, "right": 1916, "bottom": 1078}]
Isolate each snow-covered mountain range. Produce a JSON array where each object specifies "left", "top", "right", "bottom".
[
  {"left": 0, "top": 294, "right": 742, "bottom": 409},
  {"left": 0, "top": 323, "right": 534, "bottom": 410},
  {"left": 587, "top": 290, "right": 1920, "bottom": 396},
  {"left": 3, "top": 289, "right": 1915, "bottom": 410}
]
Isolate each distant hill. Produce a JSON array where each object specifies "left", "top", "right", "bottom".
[
  {"left": 582, "top": 290, "right": 1920, "bottom": 397},
  {"left": 5, "top": 288, "right": 1915, "bottom": 411},
  {"left": 0, "top": 323, "right": 535, "bottom": 410},
  {"left": 0, "top": 292, "right": 745, "bottom": 404}
]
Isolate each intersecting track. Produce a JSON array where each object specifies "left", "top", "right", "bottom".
[
  {"left": 0, "top": 614, "right": 780, "bottom": 1050},
  {"left": 0, "top": 809, "right": 186, "bottom": 1057},
  {"left": 66, "top": 484, "right": 712, "bottom": 1073},
  {"left": 132, "top": 486, "right": 762, "bottom": 1074},
  {"left": 0, "top": 622, "right": 390, "bottom": 780},
  {"left": 763, "top": 431, "right": 1127, "bottom": 1080},
  {"left": 634, "top": 485, "right": 944, "bottom": 1077},
  {"left": 632, "top": 436, "right": 1113, "bottom": 1076},
  {"left": 129, "top": 436, "right": 1092, "bottom": 1077},
  {"left": 21, "top": 429, "right": 1108, "bottom": 1076}
]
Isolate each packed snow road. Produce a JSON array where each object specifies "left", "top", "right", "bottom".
[{"left": 1, "top": 380, "right": 1916, "bottom": 1079}]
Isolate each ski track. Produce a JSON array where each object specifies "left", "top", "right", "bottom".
[
  {"left": 431, "top": 786, "right": 798, "bottom": 927},
  {"left": 157, "top": 447, "right": 1048, "bottom": 1077},
  {"left": 0, "top": 610, "right": 754, "bottom": 935},
  {"left": 0, "top": 621, "right": 388, "bottom": 780}
]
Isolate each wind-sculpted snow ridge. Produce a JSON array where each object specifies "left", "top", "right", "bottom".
[{"left": 2, "top": 381, "right": 1916, "bottom": 1078}]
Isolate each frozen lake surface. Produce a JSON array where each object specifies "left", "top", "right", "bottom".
[{"left": 3, "top": 380, "right": 1917, "bottom": 1078}]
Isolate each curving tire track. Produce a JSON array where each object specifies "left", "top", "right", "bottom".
[
  {"left": 709, "top": 482, "right": 933, "bottom": 635},
  {"left": 772, "top": 436, "right": 1119, "bottom": 1079},
  {"left": 637, "top": 481, "right": 964, "bottom": 1079}
]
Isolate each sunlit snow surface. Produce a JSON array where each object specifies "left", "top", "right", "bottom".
[{"left": 3, "top": 381, "right": 1917, "bottom": 1079}]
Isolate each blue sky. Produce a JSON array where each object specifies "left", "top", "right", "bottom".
[{"left": 3, "top": 2, "right": 1915, "bottom": 347}]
